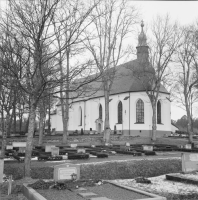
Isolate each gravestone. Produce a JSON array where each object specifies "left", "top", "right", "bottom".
[
  {"left": 185, "top": 144, "right": 192, "bottom": 149},
  {"left": 142, "top": 145, "right": 153, "bottom": 151},
  {"left": 12, "top": 142, "right": 26, "bottom": 147},
  {"left": 70, "top": 144, "right": 77, "bottom": 148},
  {"left": 45, "top": 145, "right": 55, "bottom": 152},
  {"left": 6, "top": 145, "right": 13, "bottom": 150},
  {"left": 0, "top": 159, "right": 4, "bottom": 183},
  {"left": 77, "top": 148, "right": 86, "bottom": 153},
  {"left": 125, "top": 142, "right": 130, "bottom": 147},
  {"left": 182, "top": 153, "right": 198, "bottom": 173},
  {"left": 19, "top": 147, "right": 26, "bottom": 153},
  {"left": 54, "top": 163, "right": 80, "bottom": 182},
  {"left": 51, "top": 147, "right": 59, "bottom": 156}
]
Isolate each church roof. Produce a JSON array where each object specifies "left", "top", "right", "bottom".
[
  {"left": 56, "top": 22, "right": 169, "bottom": 105},
  {"left": 69, "top": 59, "right": 169, "bottom": 103}
]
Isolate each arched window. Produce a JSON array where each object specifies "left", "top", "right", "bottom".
[
  {"left": 79, "top": 106, "right": 82, "bottom": 126},
  {"left": 136, "top": 99, "right": 144, "bottom": 123},
  {"left": 99, "top": 104, "right": 102, "bottom": 119},
  {"left": 118, "top": 101, "right": 123, "bottom": 124},
  {"left": 157, "top": 101, "right": 161, "bottom": 124}
]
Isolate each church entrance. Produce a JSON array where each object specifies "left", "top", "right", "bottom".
[
  {"left": 98, "top": 123, "right": 102, "bottom": 133},
  {"left": 95, "top": 118, "right": 103, "bottom": 134}
]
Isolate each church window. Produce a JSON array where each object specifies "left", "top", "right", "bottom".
[
  {"left": 118, "top": 101, "right": 123, "bottom": 124},
  {"left": 99, "top": 104, "right": 102, "bottom": 119},
  {"left": 79, "top": 106, "right": 82, "bottom": 126},
  {"left": 136, "top": 99, "right": 144, "bottom": 123},
  {"left": 157, "top": 101, "right": 161, "bottom": 124}
]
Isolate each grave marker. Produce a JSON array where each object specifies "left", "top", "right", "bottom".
[
  {"left": 125, "top": 142, "right": 130, "bottom": 147},
  {"left": 6, "top": 145, "right": 13, "bottom": 150},
  {"left": 54, "top": 163, "right": 80, "bottom": 182},
  {"left": 45, "top": 145, "right": 55, "bottom": 152},
  {"left": 12, "top": 142, "right": 26, "bottom": 147},
  {"left": 182, "top": 153, "right": 198, "bottom": 173},
  {"left": 70, "top": 144, "right": 77, "bottom": 148},
  {"left": 142, "top": 145, "right": 153, "bottom": 151},
  {"left": 185, "top": 144, "right": 192, "bottom": 149},
  {"left": 19, "top": 147, "right": 26, "bottom": 153},
  {"left": 77, "top": 148, "right": 86, "bottom": 153},
  {"left": 0, "top": 159, "right": 3, "bottom": 183},
  {"left": 51, "top": 147, "right": 59, "bottom": 156}
]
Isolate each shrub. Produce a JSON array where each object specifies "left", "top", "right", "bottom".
[
  {"left": 4, "top": 158, "right": 181, "bottom": 180},
  {"left": 80, "top": 159, "right": 182, "bottom": 180}
]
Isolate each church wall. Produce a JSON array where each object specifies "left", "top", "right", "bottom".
[
  {"left": 85, "top": 98, "right": 105, "bottom": 131},
  {"left": 108, "top": 93, "right": 130, "bottom": 132},
  {"left": 50, "top": 107, "right": 63, "bottom": 132},
  {"left": 51, "top": 91, "right": 171, "bottom": 137}
]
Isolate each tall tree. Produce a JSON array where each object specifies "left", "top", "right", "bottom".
[
  {"left": 0, "top": 0, "right": 62, "bottom": 176},
  {"left": 84, "top": 0, "right": 139, "bottom": 143},
  {"left": 133, "top": 15, "right": 181, "bottom": 141},
  {"left": 173, "top": 26, "right": 198, "bottom": 143},
  {"left": 53, "top": 0, "right": 99, "bottom": 144}
]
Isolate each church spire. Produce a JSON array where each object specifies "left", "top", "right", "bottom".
[
  {"left": 138, "top": 20, "right": 147, "bottom": 46},
  {"left": 136, "top": 20, "right": 149, "bottom": 63}
]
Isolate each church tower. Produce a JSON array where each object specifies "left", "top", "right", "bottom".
[{"left": 136, "top": 21, "right": 149, "bottom": 63}]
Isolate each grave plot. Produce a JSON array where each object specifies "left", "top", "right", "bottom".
[{"left": 166, "top": 152, "right": 198, "bottom": 185}]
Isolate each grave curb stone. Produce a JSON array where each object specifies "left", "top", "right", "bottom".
[
  {"left": 78, "top": 192, "right": 98, "bottom": 198},
  {"left": 23, "top": 184, "right": 47, "bottom": 200},
  {"left": 105, "top": 181, "right": 167, "bottom": 200}
]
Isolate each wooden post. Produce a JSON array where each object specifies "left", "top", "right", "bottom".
[
  {"left": 0, "top": 158, "right": 4, "bottom": 183},
  {"left": 8, "top": 175, "right": 12, "bottom": 195}
]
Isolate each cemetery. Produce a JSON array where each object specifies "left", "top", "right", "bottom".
[{"left": 2, "top": 140, "right": 198, "bottom": 200}]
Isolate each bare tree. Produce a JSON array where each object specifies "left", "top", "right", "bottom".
[
  {"left": 0, "top": 0, "right": 63, "bottom": 177},
  {"left": 132, "top": 15, "right": 181, "bottom": 141},
  {"left": 173, "top": 26, "right": 198, "bottom": 143},
  {"left": 84, "top": 0, "right": 139, "bottom": 143},
  {"left": 53, "top": 0, "right": 99, "bottom": 144},
  {"left": 0, "top": 0, "right": 102, "bottom": 176}
]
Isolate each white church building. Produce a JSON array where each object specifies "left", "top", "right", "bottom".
[{"left": 51, "top": 23, "right": 171, "bottom": 138}]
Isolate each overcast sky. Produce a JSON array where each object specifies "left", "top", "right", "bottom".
[
  {"left": 131, "top": 1, "right": 198, "bottom": 121},
  {"left": 0, "top": 0, "right": 198, "bottom": 120}
]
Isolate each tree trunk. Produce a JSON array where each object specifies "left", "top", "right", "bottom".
[
  {"left": 48, "top": 94, "right": 51, "bottom": 134},
  {"left": 38, "top": 107, "right": 45, "bottom": 145},
  {"left": 151, "top": 102, "right": 157, "bottom": 141},
  {"left": 185, "top": 99, "right": 193, "bottom": 143},
  {"left": 25, "top": 116, "right": 29, "bottom": 133},
  {"left": 13, "top": 92, "right": 17, "bottom": 134},
  {"left": 19, "top": 110, "right": 23, "bottom": 132},
  {"left": 24, "top": 98, "right": 36, "bottom": 177},
  {"left": 62, "top": 51, "right": 70, "bottom": 143},
  {"left": 103, "top": 84, "right": 111, "bottom": 143},
  {"left": 0, "top": 109, "right": 6, "bottom": 158},
  {"left": 7, "top": 110, "right": 13, "bottom": 137}
]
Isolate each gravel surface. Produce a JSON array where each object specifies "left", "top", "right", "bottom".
[
  {"left": 86, "top": 183, "right": 149, "bottom": 200},
  {"left": 37, "top": 189, "right": 85, "bottom": 200}
]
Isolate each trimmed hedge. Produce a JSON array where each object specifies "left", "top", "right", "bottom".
[{"left": 4, "top": 158, "right": 182, "bottom": 180}]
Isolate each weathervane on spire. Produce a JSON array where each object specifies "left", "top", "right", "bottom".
[
  {"left": 138, "top": 20, "right": 147, "bottom": 46},
  {"left": 141, "top": 20, "right": 144, "bottom": 27}
]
